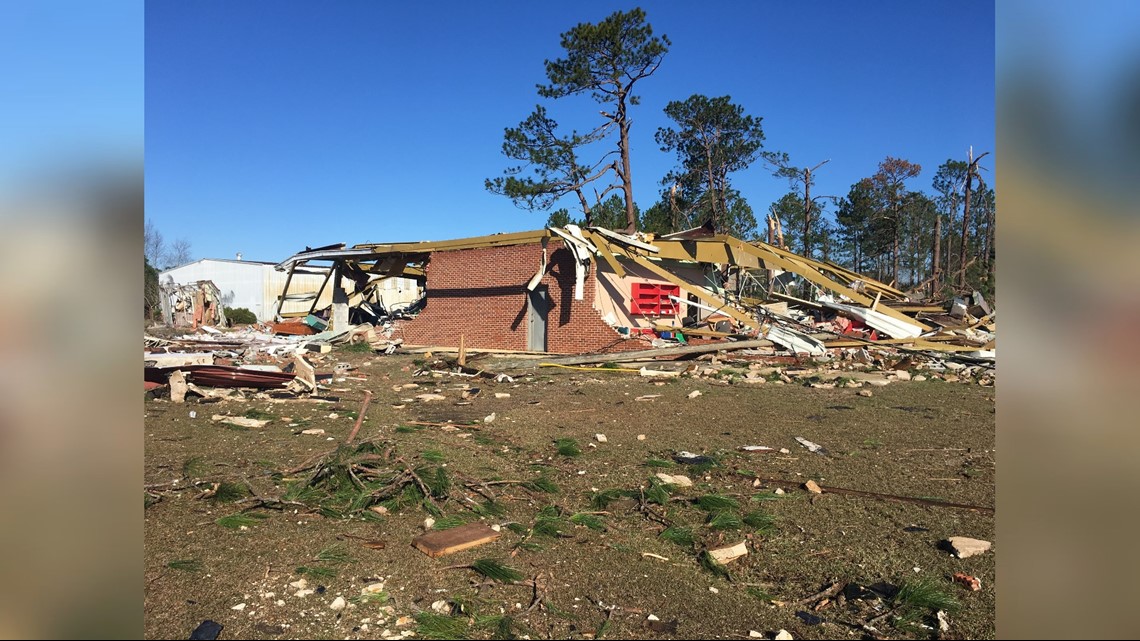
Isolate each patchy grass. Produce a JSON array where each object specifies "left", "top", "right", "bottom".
[
  {"left": 208, "top": 481, "right": 249, "bottom": 503},
  {"left": 215, "top": 512, "right": 267, "bottom": 529},
  {"left": 569, "top": 513, "right": 605, "bottom": 531},
  {"left": 295, "top": 565, "right": 337, "bottom": 579},
  {"left": 166, "top": 559, "right": 202, "bottom": 572},
  {"left": 315, "top": 544, "right": 354, "bottom": 565},
  {"left": 895, "top": 577, "right": 960, "bottom": 613},
  {"left": 432, "top": 515, "right": 468, "bottom": 530},
  {"left": 242, "top": 408, "right": 277, "bottom": 420},
  {"left": 555, "top": 438, "right": 581, "bottom": 457},
  {"left": 414, "top": 612, "right": 468, "bottom": 640},
  {"left": 181, "top": 456, "right": 208, "bottom": 478},
  {"left": 659, "top": 526, "right": 694, "bottom": 547},
  {"left": 696, "top": 494, "right": 739, "bottom": 513},
  {"left": 470, "top": 558, "right": 524, "bottom": 583}
]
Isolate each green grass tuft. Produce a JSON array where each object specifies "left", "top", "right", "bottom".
[
  {"left": 421, "top": 449, "right": 446, "bottom": 463},
  {"left": 743, "top": 510, "right": 776, "bottom": 533},
  {"left": 216, "top": 512, "right": 267, "bottom": 529},
  {"left": 166, "top": 559, "right": 202, "bottom": 572},
  {"left": 340, "top": 341, "right": 373, "bottom": 354},
  {"left": 699, "top": 550, "right": 731, "bottom": 578},
  {"left": 470, "top": 558, "right": 524, "bottom": 583},
  {"left": 295, "top": 565, "right": 337, "bottom": 579},
  {"left": 433, "top": 515, "right": 468, "bottom": 530},
  {"left": 555, "top": 438, "right": 581, "bottom": 457},
  {"left": 414, "top": 612, "right": 468, "bottom": 640},
  {"left": 522, "top": 476, "right": 559, "bottom": 493},
  {"left": 315, "top": 544, "right": 353, "bottom": 565},
  {"left": 745, "top": 586, "right": 773, "bottom": 601},
  {"left": 209, "top": 481, "right": 249, "bottom": 503},
  {"left": 644, "top": 458, "right": 676, "bottom": 468},
  {"left": 243, "top": 408, "right": 276, "bottom": 420},
  {"left": 708, "top": 511, "right": 743, "bottom": 530},
  {"left": 645, "top": 477, "right": 671, "bottom": 505},
  {"left": 894, "top": 577, "right": 960, "bottom": 613},
  {"left": 659, "top": 526, "right": 694, "bottom": 547},
  {"left": 590, "top": 488, "right": 629, "bottom": 510},
  {"left": 696, "top": 494, "right": 739, "bottom": 512},
  {"left": 570, "top": 513, "right": 605, "bottom": 530},
  {"left": 182, "top": 456, "right": 208, "bottom": 478}
]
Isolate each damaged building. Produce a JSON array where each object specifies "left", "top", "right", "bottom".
[{"left": 274, "top": 225, "right": 995, "bottom": 359}]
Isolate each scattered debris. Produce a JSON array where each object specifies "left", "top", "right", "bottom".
[
  {"left": 211, "top": 415, "right": 270, "bottom": 429},
  {"left": 687, "top": 390, "right": 702, "bottom": 399},
  {"left": 953, "top": 572, "right": 982, "bottom": 591},
  {"left": 739, "top": 445, "right": 775, "bottom": 453},
  {"left": 412, "top": 523, "right": 501, "bottom": 558},
  {"left": 231, "top": 603, "right": 247, "bottom": 611},
  {"left": 857, "top": 389, "right": 873, "bottom": 397},
  {"left": 330, "top": 596, "right": 347, "bottom": 611},
  {"left": 803, "top": 480, "right": 823, "bottom": 494},
  {"left": 300, "top": 428, "right": 326, "bottom": 435},
  {"left": 483, "top": 412, "right": 496, "bottom": 424},
  {"left": 937, "top": 609, "right": 951, "bottom": 632},
  {"left": 945, "top": 536, "right": 992, "bottom": 558},
  {"left": 415, "top": 393, "right": 447, "bottom": 402},
  {"left": 641, "top": 553, "right": 670, "bottom": 561},
  {"left": 189, "top": 620, "right": 223, "bottom": 641},
  {"left": 595, "top": 433, "right": 608, "bottom": 443},
  {"left": 635, "top": 394, "right": 662, "bottom": 401},
  {"left": 794, "top": 611, "right": 824, "bottom": 625},
  {"left": 795, "top": 437, "right": 828, "bottom": 455},
  {"left": 708, "top": 541, "right": 748, "bottom": 564},
  {"left": 673, "top": 451, "right": 715, "bottom": 466},
  {"left": 169, "top": 370, "right": 188, "bottom": 403},
  {"left": 494, "top": 392, "right": 511, "bottom": 399},
  {"left": 774, "top": 630, "right": 793, "bottom": 640},
  {"left": 654, "top": 473, "right": 693, "bottom": 487}
]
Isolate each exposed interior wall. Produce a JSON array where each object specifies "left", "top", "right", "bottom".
[
  {"left": 392, "top": 241, "right": 650, "bottom": 354},
  {"left": 594, "top": 259, "right": 713, "bottom": 330}
]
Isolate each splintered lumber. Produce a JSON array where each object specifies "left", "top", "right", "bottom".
[
  {"left": 531, "top": 338, "right": 774, "bottom": 367},
  {"left": 412, "top": 523, "right": 501, "bottom": 558}
]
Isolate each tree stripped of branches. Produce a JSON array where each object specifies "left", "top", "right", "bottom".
[
  {"left": 535, "top": 8, "right": 669, "bottom": 231},
  {"left": 766, "top": 155, "right": 834, "bottom": 257}
]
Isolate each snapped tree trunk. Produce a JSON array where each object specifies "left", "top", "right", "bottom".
[{"left": 618, "top": 98, "right": 637, "bottom": 232}]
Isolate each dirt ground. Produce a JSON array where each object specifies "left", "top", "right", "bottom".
[{"left": 144, "top": 350, "right": 995, "bottom": 640}]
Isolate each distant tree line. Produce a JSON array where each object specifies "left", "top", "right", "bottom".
[{"left": 485, "top": 7, "right": 994, "bottom": 299}]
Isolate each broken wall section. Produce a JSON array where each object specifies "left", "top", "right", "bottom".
[{"left": 391, "top": 241, "right": 648, "bottom": 354}]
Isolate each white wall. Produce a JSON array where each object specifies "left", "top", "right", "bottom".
[{"left": 161, "top": 260, "right": 420, "bottom": 321}]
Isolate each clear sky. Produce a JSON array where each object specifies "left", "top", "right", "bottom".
[{"left": 145, "top": 1, "right": 995, "bottom": 263}]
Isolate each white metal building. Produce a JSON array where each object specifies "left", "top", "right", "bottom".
[{"left": 160, "top": 258, "right": 420, "bottom": 322}]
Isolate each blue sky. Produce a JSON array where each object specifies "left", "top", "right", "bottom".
[{"left": 145, "top": 1, "right": 995, "bottom": 263}]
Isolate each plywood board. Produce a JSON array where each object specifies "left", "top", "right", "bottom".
[{"left": 412, "top": 523, "right": 501, "bottom": 558}]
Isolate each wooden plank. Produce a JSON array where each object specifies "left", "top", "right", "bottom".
[
  {"left": 412, "top": 523, "right": 501, "bottom": 558},
  {"left": 581, "top": 230, "right": 627, "bottom": 278}
]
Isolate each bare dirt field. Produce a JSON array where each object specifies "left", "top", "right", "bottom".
[{"left": 144, "top": 350, "right": 995, "bottom": 640}]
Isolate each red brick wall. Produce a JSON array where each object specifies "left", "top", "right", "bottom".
[{"left": 392, "top": 241, "right": 651, "bottom": 354}]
